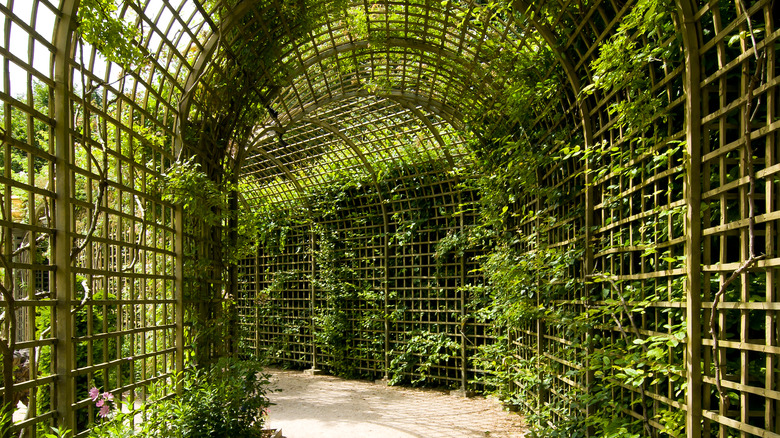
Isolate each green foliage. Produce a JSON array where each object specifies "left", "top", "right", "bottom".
[
  {"left": 161, "top": 158, "right": 261, "bottom": 269},
  {"left": 310, "top": 221, "right": 379, "bottom": 377},
  {"left": 388, "top": 331, "right": 460, "bottom": 386},
  {"left": 471, "top": 338, "right": 537, "bottom": 400},
  {"left": 36, "top": 277, "right": 127, "bottom": 431},
  {"left": 162, "top": 158, "right": 227, "bottom": 229},
  {"left": 88, "top": 358, "right": 272, "bottom": 438},
  {"left": 77, "top": 0, "right": 144, "bottom": 66},
  {"left": 174, "top": 358, "right": 272, "bottom": 438},
  {"left": 346, "top": 6, "right": 368, "bottom": 40},
  {"left": 312, "top": 309, "right": 351, "bottom": 374},
  {"left": 578, "top": 276, "right": 686, "bottom": 437},
  {"left": 583, "top": 0, "right": 680, "bottom": 138},
  {"left": 253, "top": 204, "right": 299, "bottom": 257},
  {"left": 0, "top": 408, "right": 8, "bottom": 438},
  {"left": 39, "top": 425, "right": 71, "bottom": 438},
  {"left": 309, "top": 225, "right": 357, "bottom": 374},
  {"left": 163, "top": 158, "right": 265, "bottom": 266},
  {"left": 480, "top": 239, "right": 581, "bottom": 327}
]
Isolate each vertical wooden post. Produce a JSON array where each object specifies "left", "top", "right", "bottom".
[
  {"left": 582, "top": 116, "right": 596, "bottom": 438},
  {"left": 383, "top": 218, "right": 390, "bottom": 379},
  {"left": 534, "top": 180, "right": 545, "bottom": 411},
  {"left": 1, "top": 11, "right": 14, "bottom": 430},
  {"left": 310, "top": 225, "right": 317, "bottom": 370},
  {"left": 53, "top": 0, "right": 78, "bottom": 432},
  {"left": 174, "top": 203, "right": 185, "bottom": 393},
  {"left": 172, "top": 81, "right": 187, "bottom": 389},
  {"left": 225, "top": 141, "right": 247, "bottom": 359},
  {"left": 676, "top": 1, "right": 703, "bottom": 436},
  {"left": 763, "top": 6, "right": 777, "bottom": 432},
  {"left": 459, "top": 209, "right": 467, "bottom": 392},
  {"left": 227, "top": 185, "right": 239, "bottom": 357},
  {"left": 255, "top": 250, "right": 260, "bottom": 358}
]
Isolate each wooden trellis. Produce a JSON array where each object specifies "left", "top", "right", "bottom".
[{"left": 0, "top": 0, "right": 777, "bottom": 437}]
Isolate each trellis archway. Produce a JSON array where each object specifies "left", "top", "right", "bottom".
[{"left": 0, "top": 1, "right": 777, "bottom": 437}]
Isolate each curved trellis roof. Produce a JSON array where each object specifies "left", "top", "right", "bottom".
[
  {"left": 177, "top": 0, "right": 561, "bottom": 206},
  {"left": 241, "top": 94, "right": 467, "bottom": 205},
  {"left": 0, "top": 0, "right": 567, "bottom": 196}
]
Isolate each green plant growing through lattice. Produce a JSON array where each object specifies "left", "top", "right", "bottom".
[
  {"left": 86, "top": 357, "right": 272, "bottom": 438},
  {"left": 388, "top": 331, "right": 460, "bottom": 386}
]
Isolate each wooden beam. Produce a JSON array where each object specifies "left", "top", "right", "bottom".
[
  {"left": 676, "top": 0, "right": 703, "bottom": 436},
  {"left": 53, "top": 0, "right": 77, "bottom": 432}
]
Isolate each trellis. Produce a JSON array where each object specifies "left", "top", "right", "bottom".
[{"left": 0, "top": 0, "right": 777, "bottom": 437}]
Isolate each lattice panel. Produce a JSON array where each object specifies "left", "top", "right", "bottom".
[
  {"left": 385, "top": 170, "right": 464, "bottom": 385},
  {"left": 0, "top": 0, "right": 58, "bottom": 431},
  {"left": 0, "top": 0, "right": 212, "bottom": 435},
  {"left": 311, "top": 189, "right": 385, "bottom": 377},
  {"left": 697, "top": 1, "right": 780, "bottom": 435},
  {"left": 243, "top": 166, "right": 485, "bottom": 385},
  {"left": 0, "top": 0, "right": 778, "bottom": 436},
  {"left": 253, "top": 225, "right": 314, "bottom": 366}
]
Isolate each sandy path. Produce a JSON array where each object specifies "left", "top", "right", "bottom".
[{"left": 265, "top": 369, "right": 527, "bottom": 438}]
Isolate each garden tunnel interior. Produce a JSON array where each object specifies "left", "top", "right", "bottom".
[{"left": 0, "top": 0, "right": 779, "bottom": 437}]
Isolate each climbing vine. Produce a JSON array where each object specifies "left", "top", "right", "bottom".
[
  {"left": 433, "top": 0, "right": 689, "bottom": 436},
  {"left": 246, "top": 1, "right": 689, "bottom": 434}
]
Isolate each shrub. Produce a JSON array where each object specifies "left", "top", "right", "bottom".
[{"left": 89, "top": 358, "right": 273, "bottom": 438}]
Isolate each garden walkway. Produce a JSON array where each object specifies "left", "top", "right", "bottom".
[{"left": 265, "top": 368, "right": 526, "bottom": 438}]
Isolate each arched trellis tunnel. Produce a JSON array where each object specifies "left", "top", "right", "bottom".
[{"left": 0, "top": 0, "right": 778, "bottom": 436}]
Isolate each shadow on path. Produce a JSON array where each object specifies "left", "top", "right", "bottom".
[{"left": 265, "top": 369, "right": 526, "bottom": 438}]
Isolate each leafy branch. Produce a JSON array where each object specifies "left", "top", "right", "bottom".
[
  {"left": 587, "top": 273, "right": 655, "bottom": 438},
  {"left": 76, "top": 0, "right": 144, "bottom": 67}
]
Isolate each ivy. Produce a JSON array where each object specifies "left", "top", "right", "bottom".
[
  {"left": 388, "top": 331, "right": 460, "bottom": 386},
  {"left": 162, "top": 159, "right": 227, "bottom": 229},
  {"left": 77, "top": 0, "right": 144, "bottom": 67},
  {"left": 311, "top": 224, "right": 363, "bottom": 377},
  {"left": 583, "top": 0, "right": 680, "bottom": 139},
  {"left": 239, "top": 1, "right": 690, "bottom": 436},
  {"left": 160, "top": 158, "right": 268, "bottom": 364}
]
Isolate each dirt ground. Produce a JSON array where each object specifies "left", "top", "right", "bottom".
[{"left": 265, "top": 369, "right": 527, "bottom": 438}]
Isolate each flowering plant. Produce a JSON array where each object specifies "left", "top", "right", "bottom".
[
  {"left": 86, "top": 358, "right": 273, "bottom": 437},
  {"left": 89, "top": 387, "right": 115, "bottom": 418}
]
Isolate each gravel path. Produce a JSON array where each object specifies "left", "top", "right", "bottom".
[{"left": 265, "top": 369, "right": 527, "bottom": 438}]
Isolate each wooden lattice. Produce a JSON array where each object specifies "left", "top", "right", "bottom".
[{"left": 0, "top": 0, "right": 778, "bottom": 437}]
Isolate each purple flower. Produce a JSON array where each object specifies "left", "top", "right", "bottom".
[{"left": 90, "top": 387, "right": 115, "bottom": 419}]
